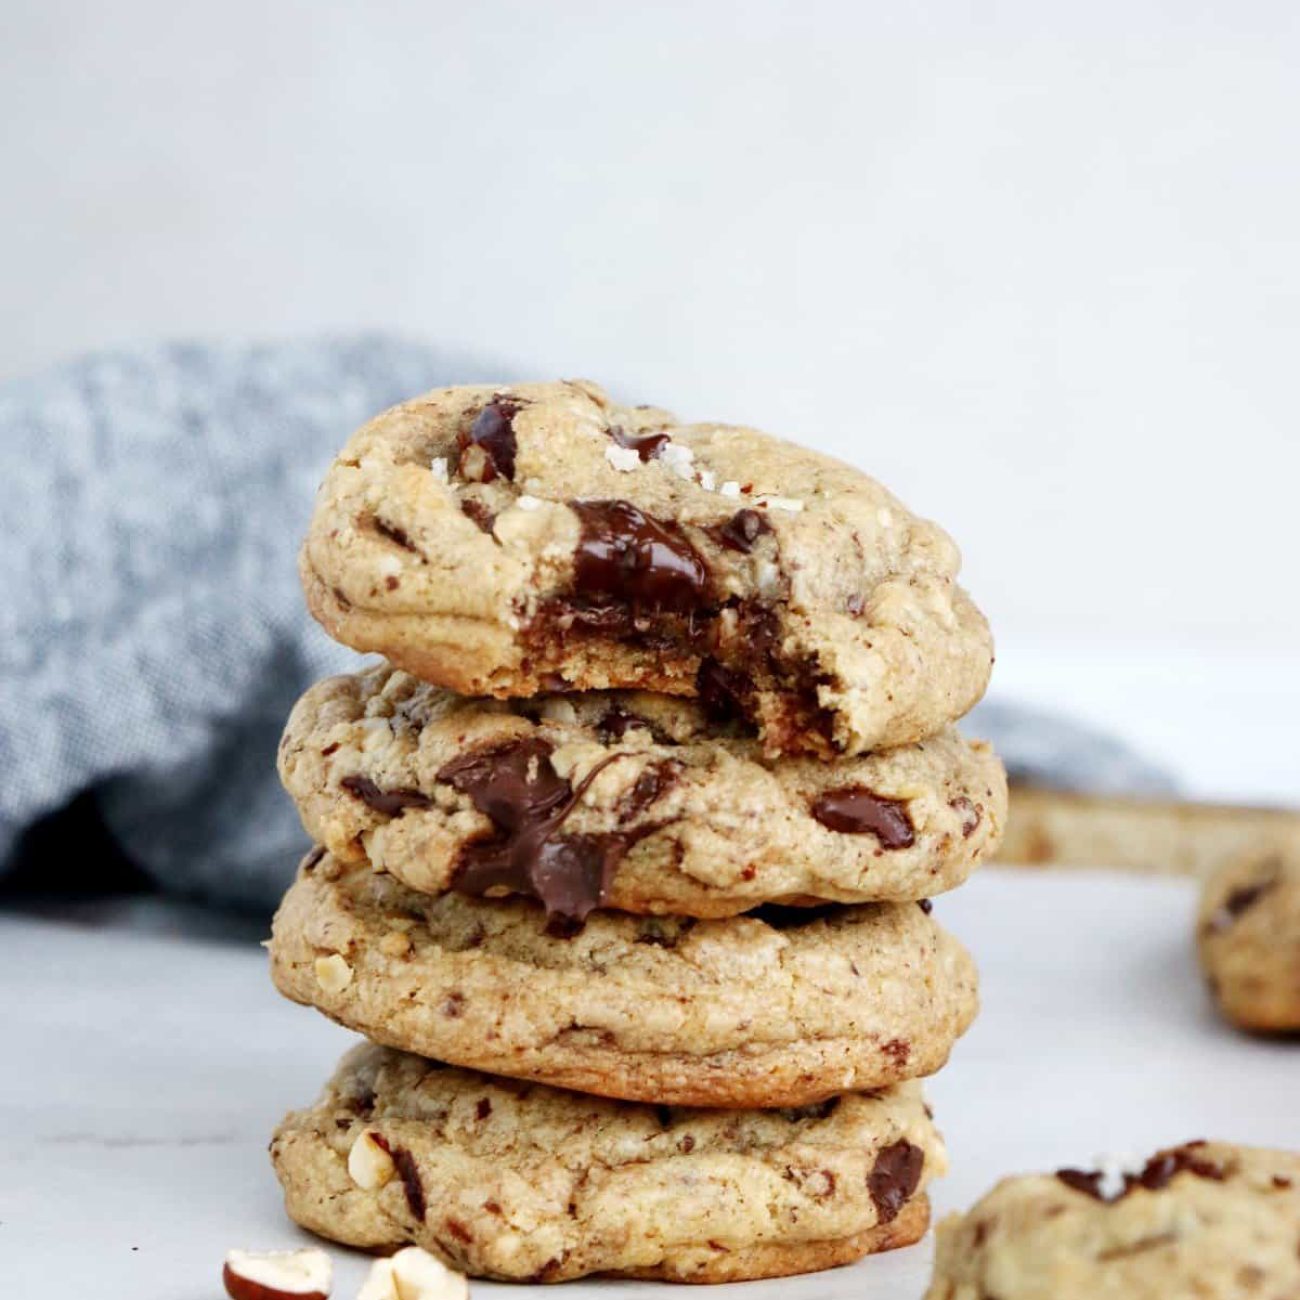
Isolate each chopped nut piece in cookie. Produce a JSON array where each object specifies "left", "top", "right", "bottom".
[
  {"left": 313, "top": 953, "right": 353, "bottom": 993},
  {"left": 347, "top": 1130, "right": 396, "bottom": 1190}
]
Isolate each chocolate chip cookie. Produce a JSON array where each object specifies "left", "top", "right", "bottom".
[
  {"left": 299, "top": 381, "right": 993, "bottom": 757},
  {"left": 1197, "top": 843, "right": 1300, "bottom": 1032},
  {"left": 272, "top": 1042, "right": 944, "bottom": 1282},
  {"left": 269, "top": 852, "right": 979, "bottom": 1107},
  {"left": 278, "top": 664, "right": 1006, "bottom": 922},
  {"left": 925, "top": 1141, "right": 1300, "bottom": 1299}
]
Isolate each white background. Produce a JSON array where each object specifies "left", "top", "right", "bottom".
[{"left": 3, "top": 0, "right": 1298, "bottom": 791}]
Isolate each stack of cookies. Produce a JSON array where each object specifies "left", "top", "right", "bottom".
[{"left": 266, "top": 381, "right": 1007, "bottom": 1282}]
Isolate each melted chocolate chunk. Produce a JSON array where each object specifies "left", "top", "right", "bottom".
[
  {"left": 609, "top": 424, "right": 671, "bottom": 461},
  {"left": 437, "top": 737, "right": 650, "bottom": 924},
  {"left": 917, "top": 898, "right": 933, "bottom": 914},
  {"left": 391, "top": 1145, "right": 426, "bottom": 1220},
  {"left": 811, "top": 786, "right": 914, "bottom": 848},
  {"left": 570, "top": 500, "right": 709, "bottom": 612},
  {"left": 715, "top": 508, "right": 772, "bottom": 553},
  {"left": 340, "top": 775, "right": 433, "bottom": 816},
  {"left": 1056, "top": 1143, "right": 1226, "bottom": 1204},
  {"left": 868, "top": 1140, "right": 924, "bottom": 1223},
  {"left": 373, "top": 517, "right": 419, "bottom": 553},
  {"left": 464, "top": 398, "right": 521, "bottom": 480}
]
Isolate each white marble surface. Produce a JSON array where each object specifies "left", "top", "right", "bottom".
[{"left": 4, "top": 868, "right": 1295, "bottom": 1298}]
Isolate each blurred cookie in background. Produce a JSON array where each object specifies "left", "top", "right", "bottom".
[{"left": 1198, "top": 842, "right": 1300, "bottom": 1033}]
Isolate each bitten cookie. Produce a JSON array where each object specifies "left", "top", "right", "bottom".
[
  {"left": 1197, "top": 843, "right": 1300, "bottom": 1032},
  {"left": 269, "top": 853, "right": 979, "bottom": 1107},
  {"left": 299, "top": 380, "right": 993, "bottom": 757},
  {"left": 279, "top": 665, "right": 1007, "bottom": 921},
  {"left": 272, "top": 1043, "right": 944, "bottom": 1282},
  {"left": 925, "top": 1141, "right": 1300, "bottom": 1299}
]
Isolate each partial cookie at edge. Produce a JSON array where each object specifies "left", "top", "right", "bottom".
[
  {"left": 924, "top": 1141, "right": 1300, "bottom": 1300},
  {"left": 1197, "top": 842, "right": 1300, "bottom": 1032}
]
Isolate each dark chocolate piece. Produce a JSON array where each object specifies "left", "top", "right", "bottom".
[
  {"left": 619, "top": 761, "right": 681, "bottom": 820},
  {"left": 868, "top": 1140, "right": 924, "bottom": 1223},
  {"left": 340, "top": 774, "right": 433, "bottom": 816},
  {"left": 391, "top": 1145, "right": 427, "bottom": 1220},
  {"left": 696, "top": 657, "right": 751, "bottom": 722},
  {"left": 609, "top": 424, "right": 671, "bottom": 461},
  {"left": 595, "top": 703, "right": 675, "bottom": 746},
  {"left": 464, "top": 398, "right": 521, "bottom": 480},
  {"left": 438, "top": 737, "right": 653, "bottom": 924},
  {"left": 373, "top": 517, "right": 420, "bottom": 553},
  {"left": 1056, "top": 1143, "right": 1226, "bottom": 1204},
  {"left": 811, "top": 786, "right": 914, "bottom": 848},
  {"left": 570, "top": 499, "right": 709, "bottom": 612},
  {"left": 715, "top": 508, "right": 772, "bottom": 553}
]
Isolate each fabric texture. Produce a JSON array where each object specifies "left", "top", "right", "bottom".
[{"left": 0, "top": 337, "right": 1170, "bottom": 913}]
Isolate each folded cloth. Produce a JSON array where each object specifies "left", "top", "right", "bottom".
[
  {"left": 0, "top": 339, "right": 1170, "bottom": 915},
  {"left": 0, "top": 336, "right": 498, "bottom": 910}
]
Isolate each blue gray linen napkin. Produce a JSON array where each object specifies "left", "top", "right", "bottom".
[{"left": 0, "top": 337, "right": 1171, "bottom": 914}]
